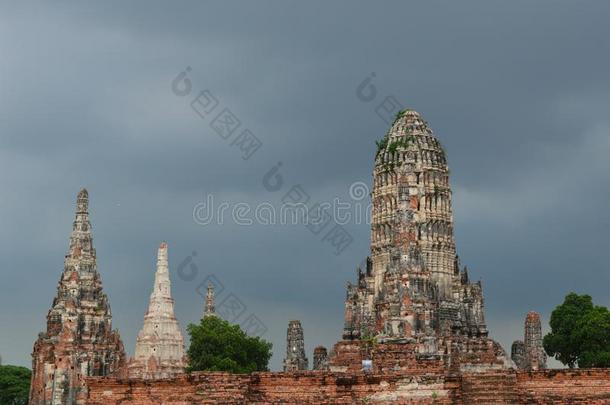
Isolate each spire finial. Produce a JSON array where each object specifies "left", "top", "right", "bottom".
[
  {"left": 76, "top": 188, "right": 89, "bottom": 214},
  {"left": 204, "top": 283, "right": 215, "bottom": 318},
  {"left": 156, "top": 242, "right": 169, "bottom": 275},
  {"left": 132, "top": 241, "right": 186, "bottom": 378},
  {"left": 67, "top": 188, "right": 94, "bottom": 260}
]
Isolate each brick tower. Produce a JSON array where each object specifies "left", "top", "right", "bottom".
[
  {"left": 283, "top": 320, "right": 308, "bottom": 371},
  {"left": 524, "top": 311, "right": 547, "bottom": 370},
  {"left": 29, "top": 189, "right": 126, "bottom": 405},
  {"left": 511, "top": 311, "right": 547, "bottom": 370},
  {"left": 343, "top": 110, "right": 489, "bottom": 341},
  {"left": 128, "top": 242, "right": 186, "bottom": 379}
]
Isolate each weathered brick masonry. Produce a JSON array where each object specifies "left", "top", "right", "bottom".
[
  {"left": 85, "top": 368, "right": 610, "bottom": 404},
  {"left": 85, "top": 340, "right": 610, "bottom": 404}
]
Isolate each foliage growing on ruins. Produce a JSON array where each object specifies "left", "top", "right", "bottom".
[
  {"left": 387, "top": 136, "right": 415, "bottom": 154},
  {"left": 543, "top": 293, "right": 610, "bottom": 368},
  {"left": 375, "top": 137, "right": 389, "bottom": 157},
  {"left": 0, "top": 365, "right": 30, "bottom": 405},
  {"left": 393, "top": 109, "right": 407, "bottom": 124},
  {"left": 187, "top": 316, "right": 273, "bottom": 374}
]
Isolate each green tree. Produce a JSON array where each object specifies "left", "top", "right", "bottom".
[
  {"left": 543, "top": 293, "right": 610, "bottom": 368},
  {"left": 0, "top": 365, "right": 31, "bottom": 405},
  {"left": 187, "top": 316, "right": 272, "bottom": 374}
]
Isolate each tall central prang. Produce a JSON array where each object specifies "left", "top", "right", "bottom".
[{"left": 343, "top": 109, "right": 488, "bottom": 342}]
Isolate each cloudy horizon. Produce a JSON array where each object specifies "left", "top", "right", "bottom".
[{"left": 1, "top": 1, "right": 609, "bottom": 371}]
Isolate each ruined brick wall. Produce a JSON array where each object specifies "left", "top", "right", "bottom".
[
  {"left": 460, "top": 368, "right": 610, "bottom": 404},
  {"left": 85, "top": 368, "right": 610, "bottom": 404},
  {"left": 515, "top": 369, "right": 610, "bottom": 404},
  {"left": 86, "top": 371, "right": 458, "bottom": 404}
]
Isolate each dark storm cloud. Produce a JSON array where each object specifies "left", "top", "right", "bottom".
[{"left": 1, "top": 1, "right": 609, "bottom": 369}]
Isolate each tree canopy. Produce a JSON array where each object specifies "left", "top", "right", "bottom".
[
  {"left": 543, "top": 293, "right": 610, "bottom": 368},
  {"left": 0, "top": 365, "right": 31, "bottom": 405},
  {"left": 187, "top": 316, "right": 273, "bottom": 374}
]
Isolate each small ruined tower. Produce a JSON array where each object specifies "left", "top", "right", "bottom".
[
  {"left": 283, "top": 320, "right": 308, "bottom": 371},
  {"left": 524, "top": 311, "right": 547, "bottom": 370},
  {"left": 511, "top": 311, "right": 547, "bottom": 370},
  {"left": 313, "top": 346, "right": 329, "bottom": 371},
  {"left": 511, "top": 340, "right": 526, "bottom": 369},
  {"left": 204, "top": 283, "right": 215, "bottom": 318},
  {"left": 29, "top": 189, "right": 126, "bottom": 405},
  {"left": 128, "top": 242, "right": 186, "bottom": 379}
]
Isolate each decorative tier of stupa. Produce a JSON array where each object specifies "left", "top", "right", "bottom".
[
  {"left": 29, "top": 189, "right": 126, "bottom": 405},
  {"left": 127, "top": 242, "right": 186, "bottom": 379}
]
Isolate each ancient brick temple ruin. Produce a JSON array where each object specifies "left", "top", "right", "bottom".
[
  {"left": 29, "top": 189, "right": 126, "bottom": 405},
  {"left": 341, "top": 109, "right": 503, "bottom": 367},
  {"left": 283, "top": 320, "right": 309, "bottom": 372},
  {"left": 511, "top": 311, "right": 547, "bottom": 371},
  {"left": 31, "top": 110, "right": 610, "bottom": 404},
  {"left": 125, "top": 242, "right": 186, "bottom": 379}
]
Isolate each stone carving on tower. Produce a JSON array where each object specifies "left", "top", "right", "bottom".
[
  {"left": 283, "top": 320, "right": 308, "bottom": 371},
  {"left": 29, "top": 189, "right": 126, "bottom": 405},
  {"left": 342, "top": 109, "right": 498, "bottom": 356},
  {"left": 128, "top": 242, "right": 186, "bottom": 379}
]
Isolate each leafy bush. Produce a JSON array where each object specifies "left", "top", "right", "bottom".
[
  {"left": 187, "top": 316, "right": 273, "bottom": 374},
  {"left": 544, "top": 293, "right": 610, "bottom": 368},
  {"left": 0, "top": 365, "right": 31, "bottom": 405}
]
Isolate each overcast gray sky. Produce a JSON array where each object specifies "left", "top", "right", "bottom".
[{"left": 1, "top": 1, "right": 609, "bottom": 370}]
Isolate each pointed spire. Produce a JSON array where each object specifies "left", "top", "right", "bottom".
[
  {"left": 204, "top": 283, "right": 215, "bottom": 318},
  {"left": 67, "top": 188, "right": 95, "bottom": 265},
  {"left": 76, "top": 188, "right": 89, "bottom": 213},
  {"left": 157, "top": 241, "right": 168, "bottom": 270},
  {"left": 132, "top": 242, "right": 186, "bottom": 379},
  {"left": 152, "top": 242, "right": 171, "bottom": 299},
  {"left": 30, "top": 188, "right": 125, "bottom": 404}
]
